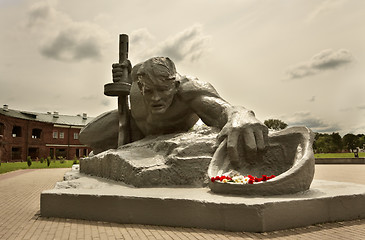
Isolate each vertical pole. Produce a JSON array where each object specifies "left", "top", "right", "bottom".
[{"left": 117, "top": 34, "right": 130, "bottom": 147}]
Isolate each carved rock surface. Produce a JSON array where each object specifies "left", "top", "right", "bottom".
[
  {"left": 81, "top": 126, "right": 315, "bottom": 194},
  {"left": 80, "top": 126, "right": 218, "bottom": 187},
  {"left": 208, "top": 126, "right": 315, "bottom": 195}
]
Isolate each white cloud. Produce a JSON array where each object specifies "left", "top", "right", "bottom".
[
  {"left": 358, "top": 105, "right": 365, "bottom": 111},
  {"left": 101, "top": 99, "right": 111, "bottom": 107},
  {"left": 309, "top": 96, "right": 316, "bottom": 102},
  {"left": 0, "top": 0, "right": 24, "bottom": 7},
  {"left": 27, "top": 1, "right": 53, "bottom": 27},
  {"left": 348, "top": 123, "right": 365, "bottom": 135},
  {"left": 283, "top": 112, "right": 341, "bottom": 133},
  {"left": 26, "top": 0, "right": 111, "bottom": 62},
  {"left": 80, "top": 94, "right": 111, "bottom": 107},
  {"left": 306, "top": 0, "right": 344, "bottom": 23},
  {"left": 285, "top": 49, "right": 354, "bottom": 79},
  {"left": 133, "top": 25, "right": 210, "bottom": 63},
  {"left": 131, "top": 28, "right": 155, "bottom": 46},
  {"left": 157, "top": 25, "right": 210, "bottom": 62},
  {"left": 39, "top": 24, "right": 105, "bottom": 61},
  {"left": 339, "top": 107, "right": 353, "bottom": 112}
]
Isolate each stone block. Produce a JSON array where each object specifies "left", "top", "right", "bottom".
[{"left": 41, "top": 170, "right": 365, "bottom": 232}]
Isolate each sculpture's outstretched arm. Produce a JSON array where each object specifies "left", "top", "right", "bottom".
[{"left": 180, "top": 78, "right": 269, "bottom": 164}]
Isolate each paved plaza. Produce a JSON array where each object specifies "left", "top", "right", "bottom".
[{"left": 0, "top": 165, "right": 364, "bottom": 240}]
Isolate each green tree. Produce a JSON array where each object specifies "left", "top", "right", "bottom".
[
  {"left": 313, "top": 133, "right": 331, "bottom": 153},
  {"left": 330, "top": 132, "right": 343, "bottom": 152},
  {"left": 358, "top": 134, "right": 365, "bottom": 149},
  {"left": 343, "top": 133, "right": 359, "bottom": 151},
  {"left": 313, "top": 132, "right": 343, "bottom": 153},
  {"left": 264, "top": 119, "right": 288, "bottom": 130}
]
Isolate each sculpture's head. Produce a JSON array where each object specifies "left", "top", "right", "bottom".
[{"left": 137, "top": 57, "right": 180, "bottom": 115}]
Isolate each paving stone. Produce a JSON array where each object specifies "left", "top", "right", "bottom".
[{"left": 0, "top": 166, "right": 364, "bottom": 239}]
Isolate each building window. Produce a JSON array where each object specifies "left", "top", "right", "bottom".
[
  {"left": 12, "top": 147, "right": 22, "bottom": 160},
  {"left": 73, "top": 132, "right": 79, "bottom": 139},
  {"left": 0, "top": 122, "right": 4, "bottom": 136},
  {"left": 56, "top": 148, "right": 67, "bottom": 158},
  {"left": 53, "top": 131, "right": 58, "bottom": 139},
  {"left": 50, "top": 148, "right": 55, "bottom": 159},
  {"left": 31, "top": 128, "right": 42, "bottom": 139},
  {"left": 12, "top": 126, "right": 22, "bottom": 137},
  {"left": 28, "top": 148, "right": 39, "bottom": 159},
  {"left": 76, "top": 149, "right": 80, "bottom": 158},
  {"left": 59, "top": 132, "right": 64, "bottom": 139}
]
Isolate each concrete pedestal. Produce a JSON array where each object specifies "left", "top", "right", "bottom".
[{"left": 41, "top": 169, "right": 365, "bottom": 232}]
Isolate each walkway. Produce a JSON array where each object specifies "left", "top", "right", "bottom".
[{"left": 0, "top": 165, "right": 364, "bottom": 239}]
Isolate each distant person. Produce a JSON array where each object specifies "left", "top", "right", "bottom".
[{"left": 354, "top": 148, "right": 359, "bottom": 158}]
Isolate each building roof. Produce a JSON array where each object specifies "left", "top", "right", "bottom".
[{"left": 0, "top": 105, "right": 94, "bottom": 127}]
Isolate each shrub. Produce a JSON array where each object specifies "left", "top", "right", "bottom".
[
  {"left": 27, "top": 156, "right": 32, "bottom": 167},
  {"left": 58, "top": 156, "right": 66, "bottom": 164},
  {"left": 40, "top": 157, "right": 44, "bottom": 163},
  {"left": 47, "top": 156, "right": 51, "bottom": 167},
  {"left": 73, "top": 156, "right": 79, "bottom": 165}
]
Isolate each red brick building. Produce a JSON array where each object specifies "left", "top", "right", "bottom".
[{"left": 0, "top": 105, "right": 93, "bottom": 162}]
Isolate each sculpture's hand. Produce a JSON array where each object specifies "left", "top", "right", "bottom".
[
  {"left": 217, "top": 107, "right": 269, "bottom": 164},
  {"left": 112, "top": 60, "right": 132, "bottom": 83}
]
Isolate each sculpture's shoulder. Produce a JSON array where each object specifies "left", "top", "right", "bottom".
[
  {"left": 177, "top": 75, "right": 220, "bottom": 102},
  {"left": 79, "top": 109, "right": 119, "bottom": 154}
]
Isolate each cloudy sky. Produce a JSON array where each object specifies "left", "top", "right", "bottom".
[{"left": 1, "top": 0, "right": 364, "bottom": 135}]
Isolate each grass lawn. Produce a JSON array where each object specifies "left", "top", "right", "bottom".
[
  {"left": 0, "top": 160, "right": 77, "bottom": 175},
  {"left": 314, "top": 152, "right": 365, "bottom": 158},
  {"left": 2, "top": 152, "right": 363, "bottom": 175}
]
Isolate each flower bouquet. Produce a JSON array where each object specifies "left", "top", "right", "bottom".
[{"left": 210, "top": 174, "right": 276, "bottom": 184}]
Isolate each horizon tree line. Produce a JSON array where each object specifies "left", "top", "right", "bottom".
[{"left": 264, "top": 119, "right": 365, "bottom": 153}]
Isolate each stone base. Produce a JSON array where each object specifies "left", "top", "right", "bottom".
[{"left": 40, "top": 169, "right": 365, "bottom": 232}]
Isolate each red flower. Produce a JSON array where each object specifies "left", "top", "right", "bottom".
[{"left": 210, "top": 174, "right": 276, "bottom": 184}]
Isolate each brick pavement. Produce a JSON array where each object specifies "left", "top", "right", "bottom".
[{"left": 0, "top": 166, "right": 364, "bottom": 240}]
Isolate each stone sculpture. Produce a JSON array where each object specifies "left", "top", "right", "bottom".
[
  {"left": 41, "top": 35, "right": 363, "bottom": 232},
  {"left": 79, "top": 34, "right": 315, "bottom": 194}
]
